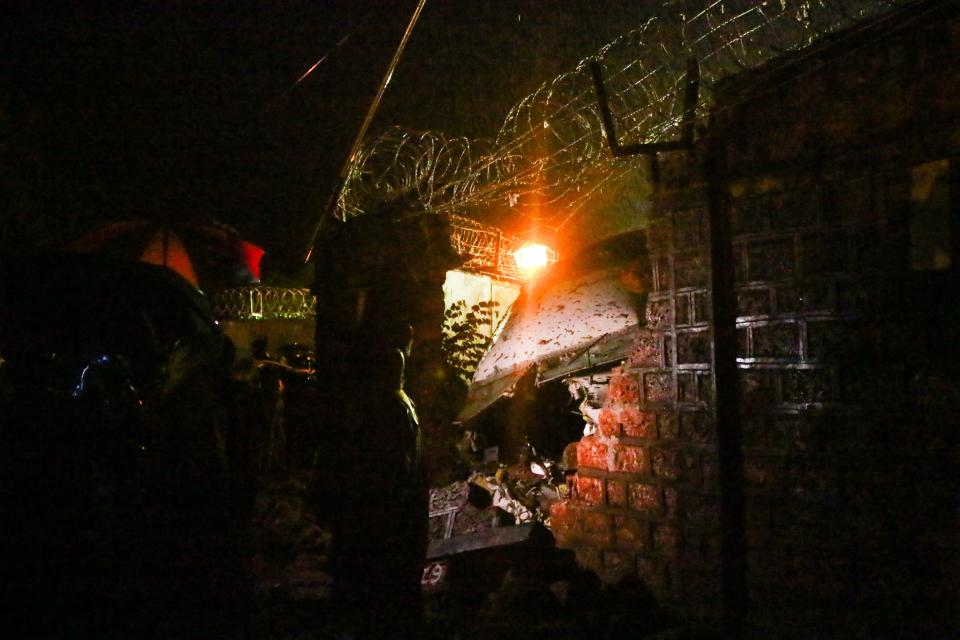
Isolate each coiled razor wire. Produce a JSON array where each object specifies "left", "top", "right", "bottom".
[
  {"left": 337, "top": 0, "right": 917, "bottom": 231},
  {"left": 211, "top": 287, "right": 317, "bottom": 321}
]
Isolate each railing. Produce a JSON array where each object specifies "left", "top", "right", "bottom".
[
  {"left": 449, "top": 215, "right": 558, "bottom": 282},
  {"left": 210, "top": 286, "right": 316, "bottom": 321}
]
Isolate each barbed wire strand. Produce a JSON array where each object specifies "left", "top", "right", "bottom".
[{"left": 336, "top": 1, "right": 918, "bottom": 235}]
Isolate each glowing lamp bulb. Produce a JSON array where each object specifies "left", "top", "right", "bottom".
[{"left": 513, "top": 243, "right": 550, "bottom": 274}]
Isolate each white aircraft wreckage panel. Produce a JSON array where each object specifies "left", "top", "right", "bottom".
[
  {"left": 474, "top": 267, "right": 645, "bottom": 383},
  {"left": 457, "top": 249, "right": 649, "bottom": 424}
]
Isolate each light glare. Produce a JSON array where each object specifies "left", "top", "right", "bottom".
[{"left": 513, "top": 243, "right": 550, "bottom": 274}]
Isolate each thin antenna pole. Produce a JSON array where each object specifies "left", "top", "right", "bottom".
[
  {"left": 304, "top": 0, "right": 429, "bottom": 262},
  {"left": 268, "top": 35, "right": 351, "bottom": 113}
]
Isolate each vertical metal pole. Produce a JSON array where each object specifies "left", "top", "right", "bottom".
[{"left": 706, "top": 124, "right": 748, "bottom": 634}]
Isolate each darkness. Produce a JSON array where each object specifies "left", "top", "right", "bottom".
[{"left": 0, "top": 0, "right": 654, "bottom": 278}]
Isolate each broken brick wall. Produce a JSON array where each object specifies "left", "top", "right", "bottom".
[
  {"left": 550, "top": 150, "right": 725, "bottom": 625},
  {"left": 550, "top": 2, "right": 960, "bottom": 635}
]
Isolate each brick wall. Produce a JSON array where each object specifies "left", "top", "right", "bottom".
[
  {"left": 550, "top": 2, "right": 960, "bottom": 635},
  {"left": 713, "top": 3, "right": 960, "bottom": 635},
  {"left": 551, "top": 152, "right": 726, "bottom": 624}
]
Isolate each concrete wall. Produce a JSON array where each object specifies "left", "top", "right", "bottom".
[{"left": 442, "top": 270, "right": 519, "bottom": 338}]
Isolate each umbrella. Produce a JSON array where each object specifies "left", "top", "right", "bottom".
[{"left": 67, "top": 220, "right": 265, "bottom": 291}]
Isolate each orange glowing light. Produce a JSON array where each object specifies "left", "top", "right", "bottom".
[{"left": 513, "top": 243, "right": 551, "bottom": 274}]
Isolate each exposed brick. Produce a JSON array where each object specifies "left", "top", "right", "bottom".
[
  {"left": 613, "top": 444, "right": 647, "bottom": 474},
  {"left": 628, "top": 483, "right": 663, "bottom": 513},
  {"left": 627, "top": 332, "right": 661, "bottom": 368},
  {"left": 548, "top": 500, "right": 576, "bottom": 545},
  {"left": 607, "top": 480, "right": 628, "bottom": 507},
  {"left": 553, "top": 500, "right": 614, "bottom": 547},
  {"left": 647, "top": 300, "right": 673, "bottom": 329},
  {"left": 598, "top": 407, "right": 620, "bottom": 437},
  {"left": 679, "top": 410, "right": 714, "bottom": 444},
  {"left": 579, "top": 510, "right": 613, "bottom": 545},
  {"left": 651, "top": 447, "right": 681, "bottom": 480},
  {"left": 620, "top": 406, "right": 656, "bottom": 439},
  {"left": 576, "top": 475, "right": 605, "bottom": 505},
  {"left": 644, "top": 372, "right": 674, "bottom": 404},
  {"left": 659, "top": 411, "right": 678, "bottom": 439},
  {"left": 607, "top": 369, "right": 640, "bottom": 403},
  {"left": 562, "top": 441, "right": 579, "bottom": 470},
  {"left": 577, "top": 436, "right": 609, "bottom": 471},
  {"left": 613, "top": 514, "right": 651, "bottom": 550}
]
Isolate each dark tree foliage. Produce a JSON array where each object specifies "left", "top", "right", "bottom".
[{"left": 442, "top": 299, "right": 499, "bottom": 383}]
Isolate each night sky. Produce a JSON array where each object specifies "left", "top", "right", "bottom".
[{"left": 1, "top": 1, "right": 654, "bottom": 279}]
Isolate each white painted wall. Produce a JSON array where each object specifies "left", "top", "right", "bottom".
[{"left": 442, "top": 270, "right": 520, "bottom": 338}]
